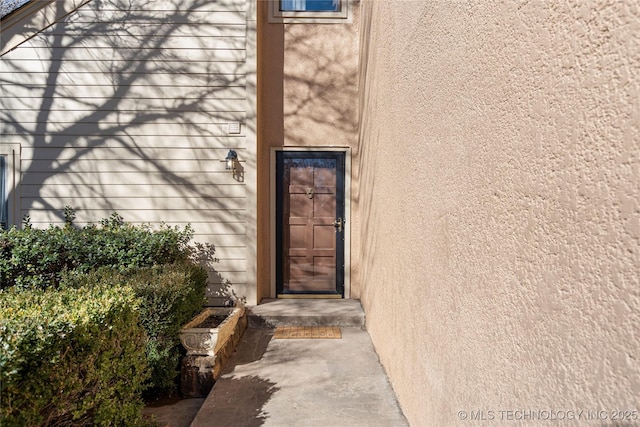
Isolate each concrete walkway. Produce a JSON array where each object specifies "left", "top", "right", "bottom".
[{"left": 146, "top": 300, "right": 408, "bottom": 427}]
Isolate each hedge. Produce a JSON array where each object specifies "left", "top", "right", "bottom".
[
  {"left": 0, "top": 212, "right": 210, "bottom": 424},
  {"left": 0, "top": 285, "right": 150, "bottom": 426},
  {"left": 62, "top": 262, "right": 208, "bottom": 396},
  {"left": 129, "top": 264, "right": 208, "bottom": 395},
  {"left": 0, "top": 213, "right": 194, "bottom": 291}
]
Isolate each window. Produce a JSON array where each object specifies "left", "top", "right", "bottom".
[
  {"left": 269, "top": 0, "right": 351, "bottom": 23},
  {"left": 0, "top": 144, "right": 20, "bottom": 230},
  {"left": 280, "top": 0, "right": 340, "bottom": 12}
]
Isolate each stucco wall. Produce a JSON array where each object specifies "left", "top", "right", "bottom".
[
  {"left": 358, "top": 1, "right": 640, "bottom": 425},
  {"left": 257, "top": 2, "right": 361, "bottom": 299}
]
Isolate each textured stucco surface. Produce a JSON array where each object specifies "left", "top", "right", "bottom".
[
  {"left": 357, "top": 1, "right": 640, "bottom": 425},
  {"left": 257, "top": 2, "right": 361, "bottom": 299}
]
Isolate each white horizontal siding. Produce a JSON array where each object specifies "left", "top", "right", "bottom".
[
  {"left": 5, "top": 109, "right": 246, "bottom": 125},
  {"left": 26, "top": 159, "right": 243, "bottom": 173},
  {"left": 25, "top": 197, "right": 247, "bottom": 211},
  {"left": 0, "top": 0, "right": 252, "bottom": 297},
  {"left": 27, "top": 214, "right": 248, "bottom": 233},
  {"left": 5, "top": 135, "right": 246, "bottom": 149},
  {"left": 47, "top": 24, "right": 247, "bottom": 38},
  {"left": 212, "top": 246, "right": 248, "bottom": 259},
  {"left": 34, "top": 35, "right": 247, "bottom": 50},
  {"left": 11, "top": 113, "right": 247, "bottom": 132},
  {"left": 75, "top": 0, "right": 248, "bottom": 13},
  {"left": 2, "top": 124, "right": 245, "bottom": 139},
  {"left": 1, "top": 59, "right": 247, "bottom": 75},
  {"left": 0, "top": 99, "right": 247, "bottom": 122},
  {"left": 2, "top": 84, "right": 246, "bottom": 101},
  {"left": 27, "top": 208, "right": 246, "bottom": 223},
  {"left": 22, "top": 147, "right": 245, "bottom": 161},
  {"left": 0, "top": 72, "right": 247, "bottom": 88},
  {"left": 6, "top": 46, "right": 246, "bottom": 62},
  {"left": 0, "top": 72, "right": 246, "bottom": 88},
  {"left": 25, "top": 220, "right": 249, "bottom": 238},
  {"left": 71, "top": 9, "right": 247, "bottom": 25},
  {"left": 23, "top": 183, "right": 246, "bottom": 198},
  {"left": 4, "top": 122, "right": 244, "bottom": 138},
  {"left": 208, "top": 272, "right": 246, "bottom": 284}
]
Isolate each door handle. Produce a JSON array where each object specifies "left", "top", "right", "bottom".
[{"left": 332, "top": 217, "right": 344, "bottom": 233}]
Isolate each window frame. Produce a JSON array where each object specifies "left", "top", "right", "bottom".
[
  {"left": 268, "top": 0, "right": 351, "bottom": 24},
  {"left": 0, "top": 144, "right": 21, "bottom": 230}
]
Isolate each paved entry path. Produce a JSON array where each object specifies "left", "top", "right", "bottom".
[{"left": 191, "top": 326, "right": 409, "bottom": 427}]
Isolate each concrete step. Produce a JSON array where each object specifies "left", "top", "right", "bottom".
[{"left": 247, "top": 299, "right": 365, "bottom": 328}]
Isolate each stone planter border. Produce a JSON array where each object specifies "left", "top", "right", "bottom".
[
  {"left": 179, "top": 305, "right": 247, "bottom": 397},
  {"left": 180, "top": 306, "right": 244, "bottom": 357}
]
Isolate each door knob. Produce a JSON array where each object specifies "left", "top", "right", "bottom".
[{"left": 332, "top": 217, "right": 344, "bottom": 233}]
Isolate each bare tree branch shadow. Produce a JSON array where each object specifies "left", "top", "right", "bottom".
[
  {"left": 1, "top": 0, "right": 249, "bottom": 217},
  {"left": 280, "top": 11, "right": 359, "bottom": 144},
  {"left": 190, "top": 240, "right": 246, "bottom": 305},
  {"left": 192, "top": 328, "right": 278, "bottom": 426},
  {"left": 0, "top": 0, "right": 255, "bottom": 300},
  {"left": 202, "top": 375, "right": 279, "bottom": 427}
]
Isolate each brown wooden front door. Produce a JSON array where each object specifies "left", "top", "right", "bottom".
[{"left": 276, "top": 152, "right": 345, "bottom": 297}]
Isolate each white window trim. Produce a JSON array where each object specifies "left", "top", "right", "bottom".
[
  {"left": 0, "top": 144, "right": 21, "bottom": 229},
  {"left": 268, "top": 0, "right": 352, "bottom": 24}
]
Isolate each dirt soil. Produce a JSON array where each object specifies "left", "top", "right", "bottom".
[{"left": 194, "top": 315, "right": 228, "bottom": 329}]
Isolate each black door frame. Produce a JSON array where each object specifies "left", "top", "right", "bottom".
[{"left": 275, "top": 151, "right": 346, "bottom": 297}]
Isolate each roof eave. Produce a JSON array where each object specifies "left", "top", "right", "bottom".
[{"left": 1, "top": 0, "right": 91, "bottom": 56}]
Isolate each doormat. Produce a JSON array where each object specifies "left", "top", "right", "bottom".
[{"left": 273, "top": 326, "right": 342, "bottom": 339}]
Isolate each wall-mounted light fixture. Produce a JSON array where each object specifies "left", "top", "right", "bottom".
[
  {"left": 225, "top": 150, "right": 238, "bottom": 171},
  {"left": 222, "top": 149, "right": 244, "bottom": 182}
]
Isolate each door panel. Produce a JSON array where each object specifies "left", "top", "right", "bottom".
[{"left": 276, "top": 152, "right": 345, "bottom": 296}]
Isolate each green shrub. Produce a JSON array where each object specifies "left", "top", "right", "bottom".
[
  {"left": 0, "top": 213, "right": 193, "bottom": 290},
  {"left": 0, "top": 285, "right": 150, "bottom": 426},
  {"left": 62, "top": 262, "right": 208, "bottom": 396},
  {"left": 130, "top": 263, "right": 208, "bottom": 396}
]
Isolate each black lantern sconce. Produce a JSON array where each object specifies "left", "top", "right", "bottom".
[
  {"left": 225, "top": 150, "right": 238, "bottom": 172},
  {"left": 222, "top": 150, "right": 244, "bottom": 182}
]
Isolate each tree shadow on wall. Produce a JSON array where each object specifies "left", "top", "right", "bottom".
[
  {"left": 1, "top": 0, "right": 249, "bottom": 217},
  {"left": 0, "top": 0, "right": 254, "bottom": 301},
  {"left": 280, "top": 22, "right": 359, "bottom": 145},
  {"left": 191, "top": 241, "right": 246, "bottom": 305}
]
